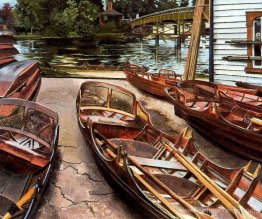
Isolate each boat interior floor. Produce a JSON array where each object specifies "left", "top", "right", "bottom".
[
  {"left": 0, "top": 166, "right": 32, "bottom": 216},
  {"left": 109, "top": 139, "right": 235, "bottom": 218},
  {"left": 0, "top": 167, "right": 32, "bottom": 202}
]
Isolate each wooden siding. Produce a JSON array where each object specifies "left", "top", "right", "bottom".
[{"left": 213, "top": 0, "right": 262, "bottom": 85}]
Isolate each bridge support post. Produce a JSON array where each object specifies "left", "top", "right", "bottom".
[
  {"left": 155, "top": 24, "right": 160, "bottom": 46},
  {"left": 177, "top": 20, "right": 181, "bottom": 48},
  {"left": 155, "top": 35, "right": 160, "bottom": 45}
]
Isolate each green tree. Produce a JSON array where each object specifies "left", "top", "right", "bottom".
[
  {"left": 51, "top": 0, "right": 78, "bottom": 36},
  {"left": 88, "top": 0, "right": 103, "bottom": 11},
  {"left": 156, "top": 0, "right": 178, "bottom": 11},
  {"left": 74, "top": 0, "right": 99, "bottom": 37},
  {"left": 15, "top": 0, "right": 46, "bottom": 34}
]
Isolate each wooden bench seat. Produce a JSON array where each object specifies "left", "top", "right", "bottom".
[{"left": 130, "top": 156, "right": 187, "bottom": 171}]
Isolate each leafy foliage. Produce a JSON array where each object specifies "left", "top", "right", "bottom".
[
  {"left": 15, "top": 0, "right": 100, "bottom": 36},
  {"left": 114, "top": 0, "right": 179, "bottom": 18},
  {"left": 74, "top": 0, "right": 99, "bottom": 37}
]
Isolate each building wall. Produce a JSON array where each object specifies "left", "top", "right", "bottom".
[{"left": 213, "top": 0, "right": 262, "bottom": 85}]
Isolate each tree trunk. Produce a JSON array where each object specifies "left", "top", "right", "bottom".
[{"left": 31, "top": 27, "right": 33, "bottom": 35}]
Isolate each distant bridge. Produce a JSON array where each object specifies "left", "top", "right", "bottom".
[{"left": 131, "top": 6, "right": 209, "bottom": 29}]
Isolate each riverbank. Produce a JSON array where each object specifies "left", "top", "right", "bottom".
[
  {"left": 41, "top": 68, "right": 209, "bottom": 80},
  {"left": 14, "top": 32, "right": 128, "bottom": 41}
]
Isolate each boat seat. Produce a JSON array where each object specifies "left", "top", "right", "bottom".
[
  {"left": 130, "top": 156, "right": 187, "bottom": 171},
  {"left": 110, "top": 139, "right": 158, "bottom": 158},
  {"left": 186, "top": 101, "right": 210, "bottom": 111},
  {"left": 0, "top": 168, "right": 32, "bottom": 203},
  {"left": 86, "top": 115, "right": 139, "bottom": 129},
  {"left": 0, "top": 139, "right": 49, "bottom": 168}
]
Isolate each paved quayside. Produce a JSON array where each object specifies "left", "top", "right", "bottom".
[{"left": 36, "top": 78, "right": 248, "bottom": 219}]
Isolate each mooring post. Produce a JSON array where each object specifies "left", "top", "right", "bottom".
[
  {"left": 177, "top": 20, "right": 181, "bottom": 48},
  {"left": 155, "top": 24, "right": 160, "bottom": 46}
]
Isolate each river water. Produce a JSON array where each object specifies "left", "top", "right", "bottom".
[{"left": 14, "top": 38, "right": 209, "bottom": 75}]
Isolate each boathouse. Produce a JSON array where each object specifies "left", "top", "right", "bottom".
[
  {"left": 211, "top": 0, "right": 262, "bottom": 85},
  {"left": 99, "top": 0, "right": 124, "bottom": 29}
]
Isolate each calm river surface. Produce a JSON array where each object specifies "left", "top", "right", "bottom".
[{"left": 14, "top": 38, "right": 209, "bottom": 75}]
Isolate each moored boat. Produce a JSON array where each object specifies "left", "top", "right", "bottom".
[
  {"left": 0, "top": 35, "right": 16, "bottom": 44},
  {"left": 124, "top": 64, "right": 181, "bottom": 98},
  {"left": 236, "top": 81, "right": 262, "bottom": 96},
  {"left": 76, "top": 81, "right": 261, "bottom": 218},
  {"left": 166, "top": 80, "right": 262, "bottom": 162},
  {"left": 0, "top": 57, "right": 16, "bottom": 68},
  {"left": 0, "top": 45, "right": 19, "bottom": 58},
  {"left": 0, "top": 98, "right": 59, "bottom": 219},
  {"left": 0, "top": 60, "right": 41, "bottom": 101}
]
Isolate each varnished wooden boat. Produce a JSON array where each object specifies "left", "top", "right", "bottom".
[
  {"left": 166, "top": 80, "right": 262, "bottom": 162},
  {"left": 124, "top": 64, "right": 181, "bottom": 98},
  {"left": 0, "top": 35, "right": 16, "bottom": 44},
  {"left": 0, "top": 57, "right": 16, "bottom": 69},
  {"left": 0, "top": 98, "right": 59, "bottom": 219},
  {"left": 0, "top": 45, "right": 19, "bottom": 58},
  {"left": 236, "top": 81, "right": 262, "bottom": 97},
  {"left": 169, "top": 80, "right": 262, "bottom": 112},
  {"left": 77, "top": 81, "right": 261, "bottom": 218},
  {"left": 0, "top": 60, "right": 41, "bottom": 101}
]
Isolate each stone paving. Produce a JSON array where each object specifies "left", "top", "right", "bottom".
[{"left": 35, "top": 78, "right": 248, "bottom": 219}]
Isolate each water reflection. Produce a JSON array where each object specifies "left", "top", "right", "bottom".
[{"left": 14, "top": 38, "right": 209, "bottom": 74}]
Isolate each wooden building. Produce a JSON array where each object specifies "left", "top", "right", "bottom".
[
  {"left": 212, "top": 0, "right": 262, "bottom": 85},
  {"left": 99, "top": 0, "right": 124, "bottom": 28}
]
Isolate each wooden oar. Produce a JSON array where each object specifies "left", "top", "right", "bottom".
[
  {"left": 129, "top": 156, "right": 214, "bottom": 219},
  {"left": 3, "top": 186, "right": 36, "bottom": 219},
  {"left": 250, "top": 117, "right": 262, "bottom": 126},
  {"left": 131, "top": 169, "right": 195, "bottom": 219},
  {"left": 106, "top": 146, "right": 210, "bottom": 219},
  {"left": 173, "top": 151, "right": 256, "bottom": 219}
]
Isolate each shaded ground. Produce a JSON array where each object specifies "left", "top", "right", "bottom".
[{"left": 35, "top": 78, "right": 248, "bottom": 219}]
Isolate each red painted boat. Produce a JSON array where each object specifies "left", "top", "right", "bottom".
[
  {"left": 166, "top": 80, "right": 262, "bottom": 162},
  {"left": 0, "top": 45, "right": 19, "bottom": 58},
  {"left": 0, "top": 57, "right": 16, "bottom": 68},
  {"left": 0, "top": 34, "right": 16, "bottom": 44},
  {"left": 236, "top": 81, "right": 262, "bottom": 96},
  {"left": 0, "top": 60, "right": 41, "bottom": 101},
  {"left": 76, "top": 81, "right": 262, "bottom": 218},
  {"left": 124, "top": 64, "right": 181, "bottom": 98},
  {"left": 0, "top": 98, "right": 59, "bottom": 219}
]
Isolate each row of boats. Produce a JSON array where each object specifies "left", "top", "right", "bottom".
[
  {"left": 0, "top": 33, "right": 261, "bottom": 218},
  {"left": 76, "top": 81, "right": 262, "bottom": 218},
  {"left": 0, "top": 34, "right": 59, "bottom": 219},
  {"left": 124, "top": 64, "right": 262, "bottom": 162}
]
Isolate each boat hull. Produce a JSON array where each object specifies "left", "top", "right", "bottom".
[
  {"left": 125, "top": 72, "right": 170, "bottom": 98},
  {"left": 79, "top": 125, "right": 172, "bottom": 219},
  {"left": 174, "top": 101, "right": 262, "bottom": 162}
]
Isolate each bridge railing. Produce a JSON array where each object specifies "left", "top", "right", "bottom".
[{"left": 133, "top": 6, "right": 195, "bottom": 21}]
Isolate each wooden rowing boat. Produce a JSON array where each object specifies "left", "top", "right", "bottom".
[
  {"left": 0, "top": 35, "right": 16, "bottom": 44},
  {"left": 0, "top": 98, "right": 59, "bottom": 219},
  {"left": 0, "top": 45, "right": 19, "bottom": 58},
  {"left": 166, "top": 80, "right": 262, "bottom": 162},
  {"left": 0, "top": 60, "right": 41, "bottom": 101},
  {"left": 0, "top": 57, "right": 16, "bottom": 68},
  {"left": 77, "top": 81, "right": 261, "bottom": 218},
  {"left": 236, "top": 81, "right": 262, "bottom": 97},
  {"left": 124, "top": 64, "right": 181, "bottom": 98}
]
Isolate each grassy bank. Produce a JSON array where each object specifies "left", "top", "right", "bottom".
[{"left": 14, "top": 32, "right": 127, "bottom": 41}]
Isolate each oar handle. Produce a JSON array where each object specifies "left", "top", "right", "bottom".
[
  {"left": 3, "top": 187, "right": 36, "bottom": 219},
  {"left": 250, "top": 118, "right": 262, "bottom": 126}
]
